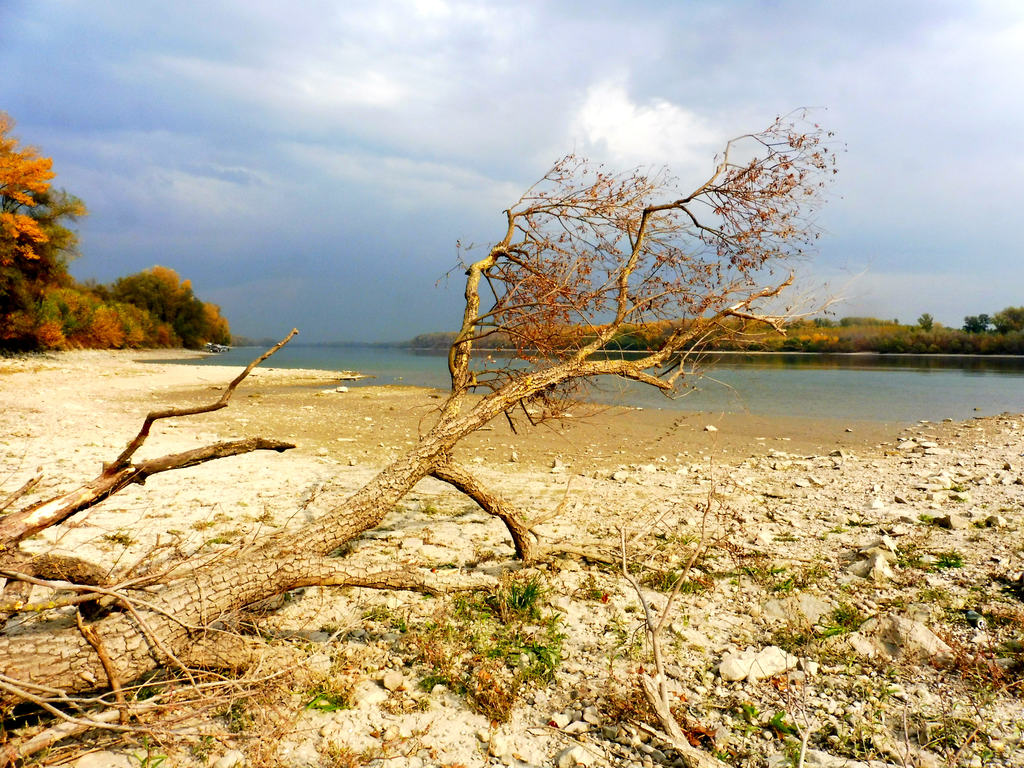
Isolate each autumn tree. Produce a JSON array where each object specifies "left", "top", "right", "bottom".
[
  {"left": 111, "top": 266, "right": 230, "bottom": 348},
  {"left": 0, "top": 113, "right": 87, "bottom": 347},
  {"left": 0, "top": 114, "right": 834, "bottom": 767}
]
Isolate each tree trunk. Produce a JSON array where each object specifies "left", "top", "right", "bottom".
[{"left": 0, "top": 388, "right": 520, "bottom": 700}]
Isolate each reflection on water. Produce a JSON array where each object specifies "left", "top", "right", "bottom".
[{"left": 161, "top": 346, "right": 1024, "bottom": 423}]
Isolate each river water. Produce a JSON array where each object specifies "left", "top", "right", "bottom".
[{"left": 172, "top": 346, "right": 1024, "bottom": 423}]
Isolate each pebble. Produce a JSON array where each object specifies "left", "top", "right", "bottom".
[
  {"left": 488, "top": 732, "right": 511, "bottom": 757},
  {"left": 934, "top": 513, "right": 969, "bottom": 530},
  {"left": 719, "top": 646, "right": 798, "bottom": 681},
  {"left": 548, "top": 712, "right": 571, "bottom": 729},
  {"left": 351, "top": 679, "right": 388, "bottom": 708},
  {"left": 382, "top": 670, "right": 405, "bottom": 691},
  {"left": 555, "top": 745, "right": 601, "bottom": 767}
]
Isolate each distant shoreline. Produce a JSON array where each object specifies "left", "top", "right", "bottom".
[{"left": 231, "top": 341, "right": 1024, "bottom": 359}]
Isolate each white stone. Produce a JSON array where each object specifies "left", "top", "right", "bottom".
[
  {"left": 719, "top": 646, "right": 798, "bottom": 682},
  {"left": 351, "top": 679, "right": 388, "bottom": 708},
  {"left": 556, "top": 744, "right": 600, "bottom": 767},
  {"left": 382, "top": 670, "right": 405, "bottom": 691},
  {"left": 859, "top": 535, "right": 898, "bottom": 554},
  {"left": 935, "top": 513, "right": 969, "bottom": 530},
  {"left": 847, "top": 551, "right": 895, "bottom": 582},
  {"left": 488, "top": 731, "right": 512, "bottom": 757},
  {"left": 548, "top": 712, "right": 572, "bottom": 729},
  {"left": 799, "top": 659, "right": 820, "bottom": 676},
  {"left": 849, "top": 614, "right": 952, "bottom": 664}
]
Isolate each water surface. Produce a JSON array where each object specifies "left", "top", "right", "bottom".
[{"left": 169, "top": 347, "right": 1024, "bottom": 423}]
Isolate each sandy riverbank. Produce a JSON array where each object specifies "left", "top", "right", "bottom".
[
  {"left": 2, "top": 350, "right": 1023, "bottom": 767},
  {"left": 0, "top": 347, "right": 900, "bottom": 471}
]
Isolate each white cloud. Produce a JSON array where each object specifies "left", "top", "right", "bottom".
[
  {"left": 283, "top": 142, "right": 520, "bottom": 216},
  {"left": 570, "top": 80, "right": 721, "bottom": 172},
  {"left": 155, "top": 55, "right": 408, "bottom": 112}
]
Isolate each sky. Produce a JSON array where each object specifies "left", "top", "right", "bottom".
[{"left": 1, "top": 0, "right": 1021, "bottom": 342}]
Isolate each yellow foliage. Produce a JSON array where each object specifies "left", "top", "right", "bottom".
[
  {"left": 34, "top": 320, "right": 65, "bottom": 349},
  {"left": 88, "top": 306, "right": 126, "bottom": 348},
  {"left": 0, "top": 112, "right": 56, "bottom": 265},
  {"left": 201, "top": 302, "right": 231, "bottom": 344}
]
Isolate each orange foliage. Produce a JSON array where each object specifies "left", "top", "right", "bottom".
[
  {"left": 0, "top": 311, "right": 34, "bottom": 342},
  {"left": 88, "top": 306, "right": 126, "bottom": 348},
  {"left": 154, "top": 324, "right": 176, "bottom": 347},
  {"left": 34, "top": 320, "right": 65, "bottom": 349},
  {"left": 0, "top": 112, "right": 56, "bottom": 266}
]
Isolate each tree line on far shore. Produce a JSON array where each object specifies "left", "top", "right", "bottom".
[
  {"left": 406, "top": 309, "right": 1024, "bottom": 355},
  {"left": 1, "top": 112, "right": 230, "bottom": 351}
]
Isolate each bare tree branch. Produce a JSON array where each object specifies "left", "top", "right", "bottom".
[
  {"left": 0, "top": 437, "right": 294, "bottom": 548},
  {"left": 430, "top": 460, "right": 538, "bottom": 561},
  {"left": 0, "top": 473, "right": 41, "bottom": 515}
]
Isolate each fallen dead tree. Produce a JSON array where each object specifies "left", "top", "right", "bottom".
[{"left": 0, "top": 114, "right": 835, "bottom": 766}]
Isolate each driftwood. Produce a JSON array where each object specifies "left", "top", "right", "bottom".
[
  {"left": 0, "top": 117, "right": 834, "bottom": 766},
  {"left": 0, "top": 330, "right": 299, "bottom": 553}
]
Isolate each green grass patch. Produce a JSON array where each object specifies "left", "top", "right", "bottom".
[
  {"left": 819, "top": 602, "right": 865, "bottom": 637},
  {"left": 933, "top": 551, "right": 965, "bottom": 570},
  {"left": 410, "top": 573, "right": 563, "bottom": 722}
]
